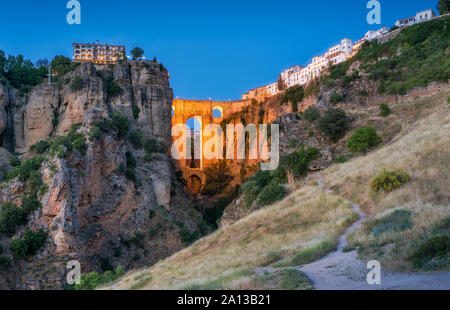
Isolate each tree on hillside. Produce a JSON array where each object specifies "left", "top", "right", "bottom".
[
  {"left": 318, "top": 108, "right": 349, "bottom": 142},
  {"left": 437, "top": 0, "right": 450, "bottom": 14},
  {"left": 282, "top": 85, "right": 304, "bottom": 112},
  {"left": 51, "top": 56, "right": 72, "bottom": 76},
  {"left": 202, "top": 160, "right": 234, "bottom": 195},
  {"left": 346, "top": 126, "right": 382, "bottom": 154},
  {"left": 131, "top": 47, "right": 144, "bottom": 60}
]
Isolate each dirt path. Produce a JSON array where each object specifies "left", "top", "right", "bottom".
[{"left": 255, "top": 174, "right": 450, "bottom": 290}]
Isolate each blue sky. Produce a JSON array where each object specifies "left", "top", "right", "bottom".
[{"left": 0, "top": 0, "right": 439, "bottom": 100}]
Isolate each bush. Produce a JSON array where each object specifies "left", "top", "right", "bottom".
[
  {"left": 132, "top": 105, "right": 141, "bottom": 120},
  {"left": 128, "top": 130, "right": 144, "bottom": 149},
  {"left": 285, "top": 147, "right": 320, "bottom": 177},
  {"left": 303, "top": 106, "right": 320, "bottom": 123},
  {"left": 346, "top": 126, "right": 382, "bottom": 153},
  {"left": 7, "top": 156, "right": 45, "bottom": 182},
  {"left": 10, "top": 238, "right": 27, "bottom": 259},
  {"left": 0, "top": 203, "right": 27, "bottom": 236},
  {"left": 329, "top": 93, "right": 344, "bottom": 105},
  {"left": 10, "top": 157, "right": 20, "bottom": 167},
  {"left": 21, "top": 192, "right": 41, "bottom": 214},
  {"left": 70, "top": 77, "right": 84, "bottom": 91},
  {"left": 72, "top": 137, "right": 87, "bottom": 155},
  {"left": 10, "top": 229, "right": 47, "bottom": 259},
  {"left": 282, "top": 85, "right": 304, "bottom": 112},
  {"left": 106, "top": 77, "right": 124, "bottom": 98},
  {"left": 411, "top": 236, "right": 450, "bottom": 267},
  {"left": 318, "top": 108, "right": 348, "bottom": 142},
  {"left": 74, "top": 266, "right": 126, "bottom": 290},
  {"left": 22, "top": 229, "right": 47, "bottom": 256},
  {"left": 257, "top": 182, "right": 286, "bottom": 207},
  {"left": 144, "top": 138, "right": 165, "bottom": 154},
  {"left": 0, "top": 256, "right": 11, "bottom": 270},
  {"left": 179, "top": 227, "right": 200, "bottom": 245},
  {"left": 111, "top": 113, "right": 129, "bottom": 138},
  {"left": 379, "top": 104, "right": 391, "bottom": 117},
  {"left": 30, "top": 140, "right": 50, "bottom": 154},
  {"left": 371, "top": 169, "right": 411, "bottom": 193},
  {"left": 201, "top": 160, "right": 234, "bottom": 195}
]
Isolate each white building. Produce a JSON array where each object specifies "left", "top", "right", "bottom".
[
  {"left": 365, "top": 26, "right": 389, "bottom": 41},
  {"left": 395, "top": 9, "right": 436, "bottom": 27},
  {"left": 266, "top": 82, "right": 279, "bottom": 96}
]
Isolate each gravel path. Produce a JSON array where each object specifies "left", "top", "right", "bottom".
[{"left": 255, "top": 174, "right": 450, "bottom": 290}]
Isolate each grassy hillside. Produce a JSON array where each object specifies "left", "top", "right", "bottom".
[{"left": 104, "top": 91, "right": 449, "bottom": 290}]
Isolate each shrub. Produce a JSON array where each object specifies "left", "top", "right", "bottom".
[
  {"left": 0, "top": 203, "right": 27, "bottom": 236},
  {"left": 132, "top": 105, "right": 141, "bottom": 120},
  {"left": 7, "top": 156, "right": 45, "bottom": 182},
  {"left": 303, "top": 106, "right": 320, "bottom": 123},
  {"left": 282, "top": 85, "right": 304, "bottom": 112},
  {"left": 30, "top": 140, "right": 50, "bottom": 154},
  {"left": 22, "top": 229, "right": 47, "bottom": 256},
  {"left": 21, "top": 192, "right": 41, "bottom": 214},
  {"left": 179, "top": 227, "right": 200, "bottom": 245},
  {"left": 257, "top": 182, "right": 286, "bottom": 207},
  {"left": 371, "top": 169, "right": 411, "bottom": 193},
  {"left": 10, "top": 238, "right": 27, "bottom": 259},
  {"left": 0, "top": 256, "right": 11, "bottom": 270},
  {"left": 318, "top": 108, "right": 348, "bottom": 142},
  {"left": 70, "top": 77, "right": 84, "bottom": 91},
  {"left": 72, "top": 137, "right": 87, "bottom": 155},
  {"left": 144, "top": 138, "right": 165, "bottom": 154},
  {"left": 201, "top": 160, "right": 234, "bottom": 195},
  {"left": 379, "top": 104, "right": 391, "bottom": 117},
  {"left": 105, "top": 78, "right": 124, "bottom": 98},
  {"left": 411, "top": 236, "right": 450, "bottom": 267},
  {"left": 111, "top": 113, "right": 129, "bottom": 138},
  {"left": 128, "top": 130, "right": 144, "bottom": 149},
  {"left": 346, "top": 126, "right": 382, "bottom": 153},
  {"left": 74, "top": 266, "right": 126, "bottom": 290},
  {"left": 285, "top": 147, "right": 320, "bottom": 178},
  {"left": 10, "top": 157, "right": 20, "bottom": 167},
  {"left": 329, "top": 93, "right": 344, "bottom": 105}
]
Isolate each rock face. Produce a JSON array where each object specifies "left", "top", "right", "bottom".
[{"left": 0, "top": 61, "right": 200, "bottom": 289}]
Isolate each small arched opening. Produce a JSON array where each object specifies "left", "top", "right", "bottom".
[
  {"left": 186, "top": 117, "right": 202, "bottom": 169},
  {"left": 212, "top": 106, "right": 224, "bottom": 119}
]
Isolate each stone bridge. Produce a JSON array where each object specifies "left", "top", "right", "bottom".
[{"left": 171, "top": 98, "right": 250, "bottom": 194}]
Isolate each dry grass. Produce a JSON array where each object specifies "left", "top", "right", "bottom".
[
  {"left": 104, "top": 186, "right": 355, "bottom": 289},
  {"left": 324, "top": 93, "right": 450, "bottom": 271}
]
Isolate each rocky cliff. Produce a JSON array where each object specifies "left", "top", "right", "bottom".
[{"left": 0, "top": 61, "right": 202, "bottom": 289}]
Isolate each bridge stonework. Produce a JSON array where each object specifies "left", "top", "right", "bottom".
[{"left": 171, "top": 98, "right": 251, "bottom": 194}]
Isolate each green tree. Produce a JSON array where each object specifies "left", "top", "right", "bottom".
[
  {"left": 51, "top": 56, "right": 73, "bottom": 77},
  {"left": 303, "top": 106, "right": 321, "bottom": 122},
  {"left": 437, "top": 0, "right": 450, "bottom": 14},
  {"left": 202, "top": 160, "right": 234, "bottom": 195},
  {"left": 131, "top": 47, "right": 144, "bottom": 60},
  {"left": 283, "top": 85, "right": 304, "bottom": 112},
  {"left": 346, "top": 127, "right": 382, "bottom": 153},
  {"left": 318, "top": 108, "right": 349, "bottom": 142}
]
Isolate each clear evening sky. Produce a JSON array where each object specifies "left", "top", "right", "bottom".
[{"left": 0, "top": 0, "right": 439, "bottom": 100}]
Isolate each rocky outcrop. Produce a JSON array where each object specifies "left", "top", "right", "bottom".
[{"left": 0, "top": 61, "right": 201, "bottom": 289}]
